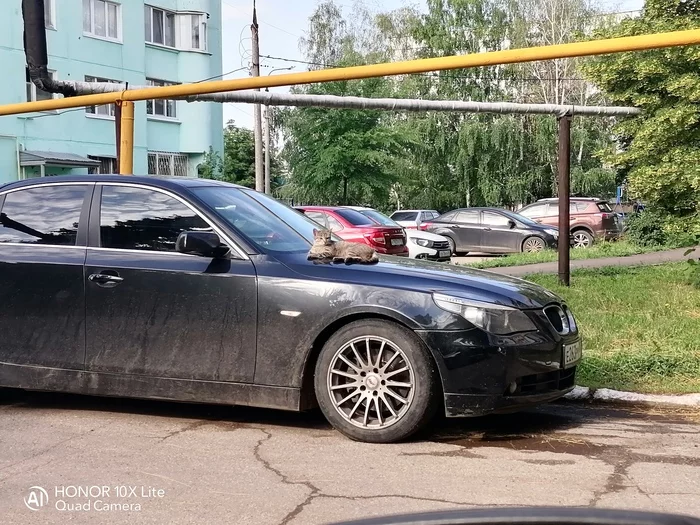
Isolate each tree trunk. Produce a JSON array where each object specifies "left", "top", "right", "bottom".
[{"left": 343, "top": 178, "right": 348, "bottom": 204}]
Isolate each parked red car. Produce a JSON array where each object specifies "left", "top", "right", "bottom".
[
  {"left": 518, "top": 198, "right": 623, "bottom": 248},
  {"left": 296, "top": 206, "right": 409, "bottom": 256}
]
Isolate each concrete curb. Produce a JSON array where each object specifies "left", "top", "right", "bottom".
[{"left": 564, "top": 385, "right": 700, "bottom": 407}]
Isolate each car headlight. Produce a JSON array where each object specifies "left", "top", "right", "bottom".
[
  {"left": 433, "top": 293, "right": 538, "bottom": 335},
  {"left": 544, "top": 229, "right": 558, "bottom": 238},
  {"left": 415, "top": 238, "right": 431, "bottom": 247}
]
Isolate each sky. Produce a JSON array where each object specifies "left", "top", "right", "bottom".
[{"left": 220, "top": 0, "right": 645, "bottom": 130}]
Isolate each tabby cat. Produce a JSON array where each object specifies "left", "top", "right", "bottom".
[{"left": 308, "top": 228, "right": 379, "bottom": 264}]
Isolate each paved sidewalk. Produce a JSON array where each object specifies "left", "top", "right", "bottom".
[{"left": 485, "top": 246, "right": 697, "bottom": 277}]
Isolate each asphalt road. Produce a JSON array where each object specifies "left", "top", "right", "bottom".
[{"left": 1, "top": 390, "right": 699, "bottom": 525}]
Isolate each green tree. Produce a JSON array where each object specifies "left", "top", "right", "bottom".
[
  {"left": 280, "top": 2, "right": 415, "bottom": 205},
  {"left": 200, "top": 120, "right": 282, "bottom": 190},
  {"left": 582, "top": 0, "right": 700, "bottom": 216}
]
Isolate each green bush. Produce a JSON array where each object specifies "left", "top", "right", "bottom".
[
  {"left": 626, "top": 210, "right": 699, "bottom": 248},
  {"left": 625, "top": 210, "right": 669, "bottom": 246}
]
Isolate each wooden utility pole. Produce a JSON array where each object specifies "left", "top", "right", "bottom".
[
  {"left": 557, "top": 115, "right": 572, "bottom": 286},
  {"left": 251, "top": 1, "right": 264, "bottom": 192}
]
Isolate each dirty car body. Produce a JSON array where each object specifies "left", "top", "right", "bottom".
[{"left": 0, "top": 176, "right": 580, "bottom": 442}]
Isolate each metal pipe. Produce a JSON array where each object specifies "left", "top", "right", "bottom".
[
  {"left": 21, "top": 0, "right": 78, "bottom": 97},
  {"left": 114, "top": 103, "right": 122, "bottom": 171},
  {"left": 264, "top": 106, "right": 271, "bottom": 194},
  {"left": 558, "top": 116, "right": 572, "bottom": 287},
  {"left": 118, "top": 101, "right": 134, "bottom": 175},
  {"left": 2, "top": 28, "right": 699, "bottom": 116},
  {"left": 186, "top": 91, "right": 641, "bottom": 117}
]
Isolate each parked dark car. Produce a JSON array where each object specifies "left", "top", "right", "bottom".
[
  {"left": 518, "top": 198, "right": 623, "bottom": 248},
  {"left": 0, "top": 176, "right": 581, "bottom": 443},
  {"left": 423, "top": 207, "right": 560, "bottom": 255}
]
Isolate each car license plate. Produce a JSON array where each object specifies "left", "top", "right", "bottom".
[
  {"left": 390, "top": 238, "right": 404, "bottom": 246},
  {"left": 439, "top": 250, "right": 451, "bottom": 258},
  {"left": 563, "top": 340, "right": 582, "bottom": 368}
]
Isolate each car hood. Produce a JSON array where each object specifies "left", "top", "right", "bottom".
[
  {"left": 405, "top": 230, "right": 447, "bottom": 242},
  {"left": 276, "top": 252, "right": 563, "bottom": 310}
]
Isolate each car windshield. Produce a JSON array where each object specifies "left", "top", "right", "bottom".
[
  {"left": 501, "top": 209, "right": 544, "bottom": 228},
  {"left": 358, "top": 209, "right": 401, "bottom": 227},
  {"left": 193, "top": 187, "right": 319, "bottom": 253},
  {"left": 333, "top": 208, "right": 375, "bottom": 226},
  {"left": 391, "top": 211, "right": 418, "bottom": 221}
]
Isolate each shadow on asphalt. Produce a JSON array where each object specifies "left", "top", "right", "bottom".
[{"left": 1, "top": 388, "right": 695, "bottom": 445}]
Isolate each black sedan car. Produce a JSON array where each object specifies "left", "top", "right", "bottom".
[
  {"left": 0, "top": 176, "right": 581, "bottom": 443},
  {"left": 424, "top": 207, "right": 559, "bottom": 255}
]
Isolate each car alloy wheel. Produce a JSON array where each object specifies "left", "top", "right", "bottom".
[
  {"left": 314, "top": 320, "right": 438, "bottom": 443},
  {"left": 327, "top": 336, "right": 415, "bottom": 430},
  {"left": 523, "top": 236, "right": 546, "bottom": 252},
  {"left": 573, "top": 231, "right": 593, "bottom": 249}
]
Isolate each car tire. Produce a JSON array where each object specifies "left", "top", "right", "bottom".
[
  {"left": 445, "top": 236, "right": 457, "bottom": 255},
  {"left": 572, "top": 230, "right": 594, "bottom": 249},
  {"left": 314, "top": 319, "right": 440, "bottom": 443},
  {"left": 522, "top": 236, "right": 546, "bottom": 253}
]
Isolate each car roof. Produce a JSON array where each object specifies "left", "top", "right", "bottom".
[
  {"left": 0, "top": 175, "right": 245, "bottom": 192},
  {"left": 535, "top": 197, "right": 604, "bottom": 202},
  {"left": 392, "top": 209, "right": 436, "bottom": 213},
  {"left": 297, "top": 205, "right": 345, "bottom": 211},
  {"left": 444, "top": 207, "right": 510, "bottom": 213}
]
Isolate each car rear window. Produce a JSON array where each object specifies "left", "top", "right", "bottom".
[
  {"left": 0, "top": 185, "right": 88, "bottom": 246},
  {"left": 391, "top": 211, "right": 418, "bottom": 221},
  {"left": 597, "top": 202, "right": 612, "bottom": 212},
  {"left": 334, "top": 208, "right": 375, "bottom": 226}
]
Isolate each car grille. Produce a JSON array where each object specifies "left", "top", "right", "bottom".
[
  {"left": 432, "top": 241, "right": 450, "bottom": 250},
  {"left": 511, "top": 367, "right": 576, "bottom": 396},
  {"left": 543, "top": 304, "right": 577, "bottom": 335}
]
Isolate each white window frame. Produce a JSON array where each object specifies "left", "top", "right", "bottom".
[
  {"left": 144, "top": 6, "right": 208, "bottom": 52},
  {"left": 83, "top": 0, "right": 122, "bottom": 43},
  {"left": 148, "top": 151, "right": 189, "bottom": 177},
  {"left": 146, "top": 79, "right": 178, "bottom": 120},
  {"left": 44, "top": 0, "right": 56, "bottom": 29},
  {"left": 26, "top": 69, "right": 57, "bottom": 104},
  {"left": 188, "top": 13, "right": 207, "bottom": 52},
  {"left": 84, "top": 75, "right": 120, "bottom": 119},
  {"left": 144, "top": 5, "right": 177, "bottom": 48}
]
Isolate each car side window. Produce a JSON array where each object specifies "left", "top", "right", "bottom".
[
  {"left": 545, "top": 204, "right": 559, "bottom": 216},
  {"left": 437, "top": 211, "right": 456, "bottom": 222},
  {"left": 324, "top": 213, "right": 344, "bottom": 232},
  {"left": 455, "top": 211, "right": 479, "bottom": 224},
  {"left": 0, "top": 185, "right": 88, "bottom": 246},
  {"left": 519, "top": 204, "right": 546, "bottom": 218},
  {"left": 482, "top": 211, "right": 511, "bottom": 227},
  {"left": 304, "top": 210, "right": 326, "bottom": 225},
  {"left": 100, "top": 186, "right": 210, "bottom": 252}
]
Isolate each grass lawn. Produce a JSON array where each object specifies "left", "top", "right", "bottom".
[
  {"left": 464, "top": 240, "right": 663, "bottom": 269},
  {"left": 525, "top": 263, "right": 700, "bottom": 394}
]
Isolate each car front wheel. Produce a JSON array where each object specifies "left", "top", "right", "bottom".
[
  {"left": 572, "top": 230, "right": 593, "bottom": 249},
  {"left": 522, "top": 236, "right": 546, "bottom": 252},
  {"left": 314, "top": 320, "right": 439, "bottom": 443}
]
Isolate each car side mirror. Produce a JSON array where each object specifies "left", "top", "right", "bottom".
[
  {"left": 508, "top": 220, "right": 516, "bottom": 229},
  {"left": 176, "top": 231, "right": 230, "bottom": 258}
]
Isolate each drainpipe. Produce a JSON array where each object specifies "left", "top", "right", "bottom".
[{"left": 21, "top": 0, "right": 77, "bottom": 97}]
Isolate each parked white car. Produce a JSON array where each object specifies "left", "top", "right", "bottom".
[
  {"left": 390, "top": 209, "right": 441, "bottom": 229},
  {"left": 344, "top": 207, "right": 452, "bottom": 262}
]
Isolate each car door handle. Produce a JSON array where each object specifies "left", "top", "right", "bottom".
[
  {"left": 483, "top": 227, "right": 492, "bottom": 231},
  {"left": 88, "top": 272, "right": 124, "bottom": 286}
]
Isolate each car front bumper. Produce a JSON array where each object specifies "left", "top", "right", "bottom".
[{"left": 416, "top": 327, "right": 579, "bottom": 417}]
